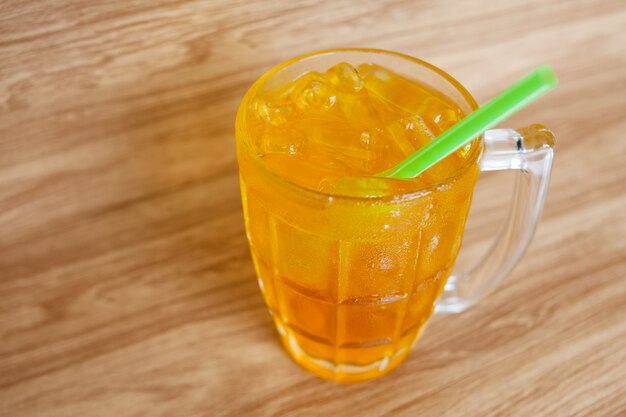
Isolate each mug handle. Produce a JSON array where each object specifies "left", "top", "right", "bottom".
[{"left": 436, "top": 124, "right": 555, "bottom": 313}]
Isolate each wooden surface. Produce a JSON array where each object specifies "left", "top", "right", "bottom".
[{"left": 1, "top": 1, "right": 625, "bottom": 416}]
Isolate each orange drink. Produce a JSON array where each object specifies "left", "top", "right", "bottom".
[{"left": 236, "top": 50, "right": 482, "bottom": 382}]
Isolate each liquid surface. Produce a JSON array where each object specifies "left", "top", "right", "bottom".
[
  {"left": 247, "top": 63, "right": 476, "bottom": 196},
  {"left": 237, "top": 62, "right": 480, "bottom": 382}
]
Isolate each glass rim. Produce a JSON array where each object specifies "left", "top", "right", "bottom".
[{"left": 235, "top": 47, "right": 483, "bottom": 201}]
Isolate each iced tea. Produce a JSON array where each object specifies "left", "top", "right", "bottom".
[{"left": 236, "top": 58, "right": 480, "bottom": 382}]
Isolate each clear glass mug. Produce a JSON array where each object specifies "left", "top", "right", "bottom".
[{"left": 235, "top": 49, "right": 554, "bottom": 383}]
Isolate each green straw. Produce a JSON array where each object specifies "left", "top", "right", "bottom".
[{"left": 378, "top": 65, "right": 557, "bottom": 179}]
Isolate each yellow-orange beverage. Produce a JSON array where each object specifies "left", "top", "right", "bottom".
[{"left": 236, "top": 50, "right": 481, "bottom": 382}]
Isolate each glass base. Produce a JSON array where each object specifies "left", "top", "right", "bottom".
[{"left": 272, "top": 315, "right": 423, "bottom": 383}]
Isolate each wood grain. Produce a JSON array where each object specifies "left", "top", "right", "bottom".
[{"left": 1, "top": 0, "right": 625, "bottom": 416}]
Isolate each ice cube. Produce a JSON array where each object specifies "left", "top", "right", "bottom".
[
  {"left": 291, "top": 65, "right": 380, "bottom": 130},
  {"left": 261, "top": 153, "right": 342, "bottom": 192},
  {"left": 294, "top": 74, "right": 337, "bottom": 111},
  {"left": 325, "top": 62, "right": 364, "bottom": 93},
  {"left": 367, "top": 114, "right": 441, "bottom": 173},
  {"left": 404, "top": 114, "right": 435, "bottom": 141},
  {"left": 252, "top": 99, "right": 298, "bottom": 127},
  {"left": 433, "top": 108, "right": 462, "bottom": 132},
  {"left": 358, "top": 63, "right": 430, "bottom": 115},
  {"left": 299, "top": 120, "right": 378, "bottom": 173},
  {"left": 412, "top": 96, "right": 462, "bottom": 131},
  {"left": 254, "top": 124, "right": 305, "bottom": 156},
  {"left": 334, "top": 89, "right": 383, "bottom": 130},
  {"left": 385, "top": 120, "right": 418, "bottom": 157}
]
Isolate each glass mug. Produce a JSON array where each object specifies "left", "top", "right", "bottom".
[{"left": 235, "top": 49, "right": 554, "bottom": 383}]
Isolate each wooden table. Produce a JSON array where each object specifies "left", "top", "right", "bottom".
[{"left": 1, "top": 1, "right": 625, "bottom": 416}]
